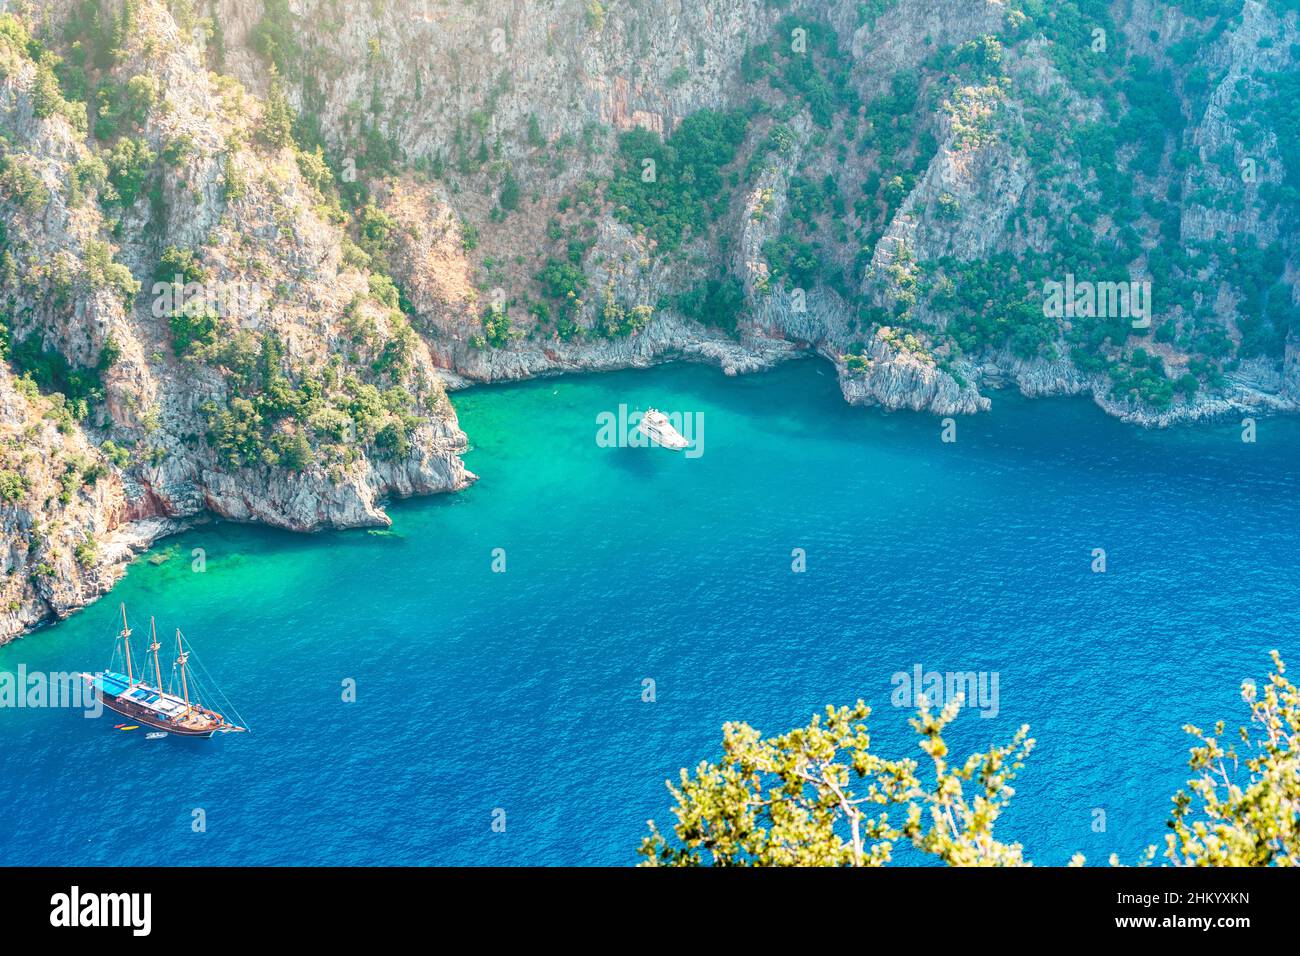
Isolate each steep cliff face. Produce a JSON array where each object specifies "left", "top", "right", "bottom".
[
  {"left": 0, "top": 0, "right": 471, "bottom": 641},
  {"left": 1, "top": 0, "right": 1298, "bottom": 639},
  {"left": 202, "top": 0, "right": 1298, "bottom": 423}
]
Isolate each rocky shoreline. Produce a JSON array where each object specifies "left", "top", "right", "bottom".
[
  {"left": 440, "top": 322, "right": 1299, "bottom": 428},
  {"left": 7, "top": 331, "right": 1297, "bottom": 648}
]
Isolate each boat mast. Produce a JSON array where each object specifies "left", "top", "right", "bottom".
[
  {"left": 149, "top": 617, "right": 164, "bottom": 691},
  {"left": 175, "top": 629, "right": 191, "bottom": 714},
  {"left": 119, "top": 603, "right": 134, "bottom": 686}
]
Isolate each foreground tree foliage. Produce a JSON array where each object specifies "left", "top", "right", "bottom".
[
  {"left": 640, "top": 654, "right": 1297, "bottom": 867},
  {"left": 1154, "top": 651, "right": 1299, "bottom": 867},
  {"left": 639, "top": 697, "right": 1034, "bottom": 866}
]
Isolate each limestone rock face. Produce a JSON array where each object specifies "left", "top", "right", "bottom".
[
  {"left": 0, "top": 1, "right": 471, "bottom": 642},
  {"left": 833, "top": 331, "right": 990, "bottom": 417}
]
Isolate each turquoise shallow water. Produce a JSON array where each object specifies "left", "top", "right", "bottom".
[{"left": 0, "top": 358, "right": 1297, "bottom": 866}]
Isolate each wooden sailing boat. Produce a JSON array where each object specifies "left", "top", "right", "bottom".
[{"left": 82, "top": 604, "right": 247, "bottom": 738}]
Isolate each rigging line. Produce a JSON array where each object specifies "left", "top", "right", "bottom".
[{"left": 180, "top": 634, "right": 251, "bottom": 731}]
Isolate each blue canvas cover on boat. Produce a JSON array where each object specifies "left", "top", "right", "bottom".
[{"left": 97, "top": 671, "right": 132, "bottom": 696}]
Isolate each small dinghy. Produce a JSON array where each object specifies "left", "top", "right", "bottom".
[{"left": 145, "top": 732, "right": 167, "bottom": 739}]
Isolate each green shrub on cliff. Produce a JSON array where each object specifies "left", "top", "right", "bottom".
[
  {"left": 676, "top": 275, "right": 745, "bottom": 334},
  {"left": 198, "top": 323, "right": 429, "bottom": 471},
  {"left": 597, "top": 283, "right": 652, "bottom": 338},
  {"left": 258, "top": 69, "right": 295, "bottom": 151},
  {"left": 73, "top": 536, "right": 98, "bottom": 567},
  {"left": 0, "top": 469, "right": 26, "bottom": 503},
  {"left": 606, "top": 108, "right": 748, "bottom": 252},
  {"left": 277, "top": 430, "right": 313, "bottom": 471},
  {"left": 84, "top": 240, "right": 140, "bottom": 306},
  {"left": 204, "top": 396, "right": 265, "bottom": 467},
  {"left": 9, "top": 334, "right": 113, "bottom": 419},
  {"left": 69, "top": 154, "right": 111, "bottom": 206},
  {"left": 742, "top": 15, "right": 858, "bottom": 127},
  {"left": 154, "top": 245, "right": 207, "bottom": 286},
  {"left": 1108, "top": 349, "right": 1174, "bottom": 409},
  {"left": 168, "top": 308, "right": 220, "bottom": 357},
  {"left": 251, "top": 0, "right": 302, "bottom": 76},
  {"left": 536, "top": 257, "right": 586, "bottom": 302},
  {"left": 100, "top": 440, "right": 131, "bottom": 469},
  {"left": 103, "top": 136, "right": 155, "bottom": 207},
  {"left": 763, "top": 234, "right": 822, "bottom": 291},
  {"left": 498, "top": 170, "right": 520, "bottom": 212},
  {"left": 0, "top": 154, "right": 51, "bottom": 213},
  {"left": 482, "top": 303, "right": 514, "bottom": 347}
]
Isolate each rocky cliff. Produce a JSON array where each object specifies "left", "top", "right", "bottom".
[
  {"left": 0, "top": 0, "right": 471, "bottom": 641},
  {"left": 0, "top": 0, "right": 1296, "bottom": 640}
]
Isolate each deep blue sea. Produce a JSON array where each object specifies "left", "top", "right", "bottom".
[{"left": 1, "top": 359, "right": 1296, "bottom": 866}]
